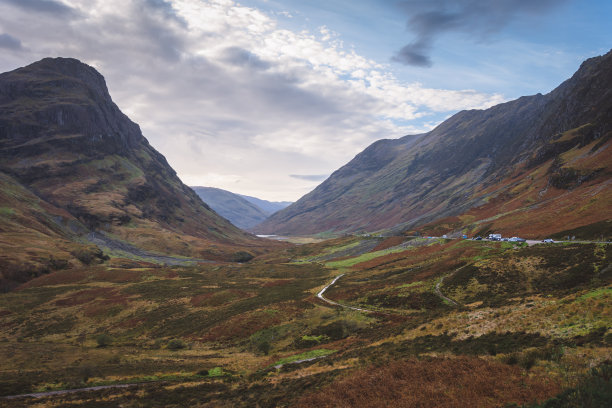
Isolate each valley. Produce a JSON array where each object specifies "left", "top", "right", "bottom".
[
  {"left": 0, "top": 236, "right": 609, "bottom": 407},
  {"left": 0, "top": 51, "right": 610, "bottom": 407},
  {"left": 191, "top": 187, "right": 291, "bottom": 231}
]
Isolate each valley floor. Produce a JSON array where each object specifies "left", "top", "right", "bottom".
[{"left": 0, "top": 236, "right": 610, "bottom": 407}]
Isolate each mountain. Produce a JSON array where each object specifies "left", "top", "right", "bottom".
[
  {"left": 255, "top": 50, "right": 612, "bottom": 239},
  {"left": 238, "top": 194, "right": 292, "bottom": 216},
  {"left": 0, "top": 57, "right": 269, "bottom": 290},
  {"left": 191, "top": 186, "right": 269, "bottom": 229}
]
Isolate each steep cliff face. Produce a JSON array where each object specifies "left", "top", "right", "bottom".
[
  {"left": 255, "top": 50, "right": 612, "bottom": 237},
  {"left": 0, "top": 58, "right": 270, "bottom": 290},
  {"left": 0, "top": 58, "right": 143, "bottom": 157}
]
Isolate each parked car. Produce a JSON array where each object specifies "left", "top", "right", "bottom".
[
  {"left": 542, "top": 238, "right": 554, "bottom": 243},
  {"left": 509, "top": 237, "right": 526, "bottom": 242},
  {"left": 474, "top": 236, "right": 482, "bottom": 240}
]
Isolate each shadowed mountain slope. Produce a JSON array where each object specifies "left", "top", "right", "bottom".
[
  {"left": 254, "top": 50, "right": 612, "bottom": 238},
  {"left": 0, "top": 58, "right": 271, "bottom": 290},
  {"left": 191, "top": 186, "right": 269, "bottom": 230}
]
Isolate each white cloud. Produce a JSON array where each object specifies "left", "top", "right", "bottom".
[{"left": 0, "top": 0, "right": 505, "bottom": 201}]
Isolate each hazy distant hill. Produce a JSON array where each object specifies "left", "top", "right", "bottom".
[
  {"left": 191, "top": 187, "right": 292, "bottom": 229},
  {"left": 255, "top": 50, "right": 612, "bottom": 239},
  {"left": 238, "top": 194, "right": 292, "bottom": 216},
  {"left": 0, "top": 58, "right": 269, "bottom": 290},
  {"left": 191, "top": 187, "right": 268, "bottom": 229}
]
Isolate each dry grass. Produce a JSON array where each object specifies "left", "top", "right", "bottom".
[{"left": 296, "top": 356, "right": 561, "bottom": 408}]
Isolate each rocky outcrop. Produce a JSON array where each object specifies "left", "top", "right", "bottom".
[{"left": 0, "top": 58, "right": 143, "bottom": 156}]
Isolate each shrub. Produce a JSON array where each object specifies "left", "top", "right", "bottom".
[
  {"left": 95, "top": 333, "right": 113, "bottom": 348},
  {"left": 232, "top": 251, "right": 254, "bottom": 263},
  {"left": 257, "top": 339, "right": 271, "bottom": 355},
  {"left": 250, "top": 326, "right": 289, "bottom": 355},
  {"left": 314, "top": 319, "right": 360, "bottom": 341},
  {"left": 79, "top": 365, "right": 96, "bottom": 383},
  {"left": 71, "top": 246, "right": 107, "bottom": 265},
  {"left": 167, "top": 339, "right": 187, "bottom": 350},
  {"left": 151, "top": 339, "right": 164, "bottom": 349},
  {"left": 47, "top": 256, "right": 69, "bottom": 271}
]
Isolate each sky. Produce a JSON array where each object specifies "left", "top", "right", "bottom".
[{"left": 0, "top": 0, "right": 610, "bottom": 201}]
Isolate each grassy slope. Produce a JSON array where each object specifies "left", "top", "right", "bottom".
[
  {"left": 0, "top": 237, "right": 609, "bottom": 407},
  {"left": 0, "top": 171, "right": 107, "bottom": 291},
  {"left": 255, "top": 51, "right": 612, "bottom": 239},
  {"left": 416, "top": 124, "right": 612, "bottom": 240}
]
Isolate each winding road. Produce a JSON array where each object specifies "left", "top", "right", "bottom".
[
  {"left": 319, "top": 267, "right": 463, "bottom": 313},
  {"left": 317, "top": 274, "right": 373, "bottom": 313}
]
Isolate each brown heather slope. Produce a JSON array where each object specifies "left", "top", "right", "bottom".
[
  {"left": 255, "top": 50, "right": 612, "bottom": 238},
  {"left": 0, "top": 58, "right": 275, "bottom": 290},
  {"left": 296, "top": 357, "right": 561, "bottom": 408}
]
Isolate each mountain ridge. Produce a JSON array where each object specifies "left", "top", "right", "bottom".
[
  {"left": 254, "top": 50, "right": 612, "bottom": 238},
  {"left": 0, "top": 57, "right": 273, "bottom": 290}
]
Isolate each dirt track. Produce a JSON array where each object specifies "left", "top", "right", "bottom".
[{"left": 2, "top": 383, "right": 139, "bottom": 400}]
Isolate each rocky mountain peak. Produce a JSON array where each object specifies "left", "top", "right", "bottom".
[
  {"left": 0, "top": 58, "right": 266, "bottom": 271},
  {"left": 0, "top": 57, "right": 144, "bottom": 157}
]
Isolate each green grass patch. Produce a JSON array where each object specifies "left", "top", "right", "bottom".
[
  {"left": 398, "top": 281, "right": 424, "bottom": 289},
  {"left": 302, "top": 335, "right": 326, "bottom": 342},
  {"left": 578, "top": 287, "right": 612, "bottom": 301},
  {"left": 206, "top": 367, "right": 225, "bottom": 377},
  {"left": 272, "top": 349, "right": 336, "bottom": 367},
  {"left": 0, "top": 207, "right": 14, "bottom": 216},
  {"left": 325, "top": 246, "right": 410, "bottom": 268}
]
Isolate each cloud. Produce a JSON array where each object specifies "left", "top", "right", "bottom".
[
  {"left": 393, "top": 0, "right": 566, "bottom": 67},
  {"left": 0, "top": 33, "right": 22, "bottom": 50},
  {"left": 0, "top": 0, "right": 505, "bottom": 200},
  {"left": 392, "top": 40, "right": 431, "bottom": 67},
  {"left": 3, "top": 0, "right": 76, "bottom": 15},
  {"left": 221, "top": 47, "right": 270, "bottom": 70},
  {"left": 289, "top": 174, "right": 329, "bottom": 182}
]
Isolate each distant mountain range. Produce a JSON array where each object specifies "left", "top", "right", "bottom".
[
  {"left": 0, "top": 58, "right": 271, "bottom": 290},
  {"left": 191, "top": 186, "right": 291, "bottom": 229},
  {"left": 255, "top": 50, "right": 612, "bottom": 239},
  {"left": 238, "top": 194, "right": 292, "bottom": 217}
]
